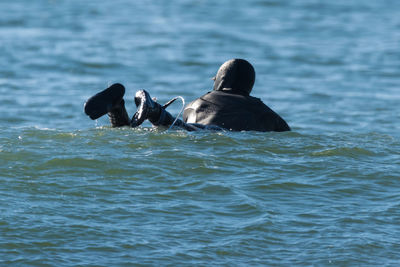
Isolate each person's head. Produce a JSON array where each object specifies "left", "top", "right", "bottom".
[{"left": 213, "top": 58, "right": 255, "bottom": 96}]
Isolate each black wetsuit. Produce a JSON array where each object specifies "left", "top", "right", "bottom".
[
  {"left": 183, "top": 90, "right": 290, "bottom": 132},
  {"left": 181, "top": 59, "right": 290, "bottom": 132},
  {"left": 84, "top": 58, "right": 290, "bottom": 132}
]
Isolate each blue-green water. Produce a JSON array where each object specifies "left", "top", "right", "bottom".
[{"left": 1, "top": 0, "right": 400, "bottom": 266}]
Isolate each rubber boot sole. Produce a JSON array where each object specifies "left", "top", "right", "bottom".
[
  {"left": 84, "top": 83, "right": 125, "bottom": 120},
  {"left": 130, "top": 90, "right": 154, "bottom": 127}
]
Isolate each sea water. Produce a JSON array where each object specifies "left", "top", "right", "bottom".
[{"left": 1, "top": 0, "right": 400, "bottom": 265}]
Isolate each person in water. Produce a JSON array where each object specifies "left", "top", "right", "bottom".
[{"left": 84, "top": 59, "right": 290, "bottom": 132}]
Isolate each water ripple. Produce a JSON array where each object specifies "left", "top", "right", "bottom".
[{"left": 1, "top": 0, "right": 400, "bottom": 265}]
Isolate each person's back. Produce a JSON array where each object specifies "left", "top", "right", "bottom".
[{"left": 183, "top": 59, "right": 290, "bottom": 132}]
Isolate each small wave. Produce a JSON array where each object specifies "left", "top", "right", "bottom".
[
  {"left": 255, "top": 0, "right": 285, "bottom": 7},
  {"left": 80, "top": 61, "right": 124, "bottom": 69},
  {"left": 178, "top": 60, "right": 209, "bottom": 67},
  {"left": 38, "top": 157, "right": 105, "bottom": 170},
  {"left": 311, "top": 147, "right": 376, "bottom": 157},
  {"left": 198, "top": 183, "right": 234, "bottom": 196},
  {"left": 259, "top": 182, "right": 318, "bottom": 190},
  {"left": 0, "top": 19, "right": 25, "bottom": 27}
]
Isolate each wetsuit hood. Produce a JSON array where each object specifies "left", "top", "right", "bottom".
[{"left": 213, "top": 59, "right": 255, "bottom": 96}]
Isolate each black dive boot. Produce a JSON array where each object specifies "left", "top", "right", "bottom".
[
  {"left": 107, "top": 99, "right": 130, "bottom": 127},
  {"left": 130, "top": 90, "right": 175, "bottom": 128},
  {"left": 131, "top": 90, "right": 217, "bottom": 131},
  {"left": 84, "top": 83, "right": 130, "bottom": 127}
]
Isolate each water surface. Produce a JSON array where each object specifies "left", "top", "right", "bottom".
[{"left": 1, "top": 0, "right": 400, "bottom": 265}]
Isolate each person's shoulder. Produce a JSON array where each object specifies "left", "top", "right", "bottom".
[
  {"left": 250, "top": 96, "right": 290, "bottom": 131},
  {"left": 185, "top": 91, "right": 212, "bottom": 109},
  {"left": 248, "top": 95, "right": 263, "bottom": 102},
  {"left": 247, "top": 95, "right": 272, "bottom": 109}
]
